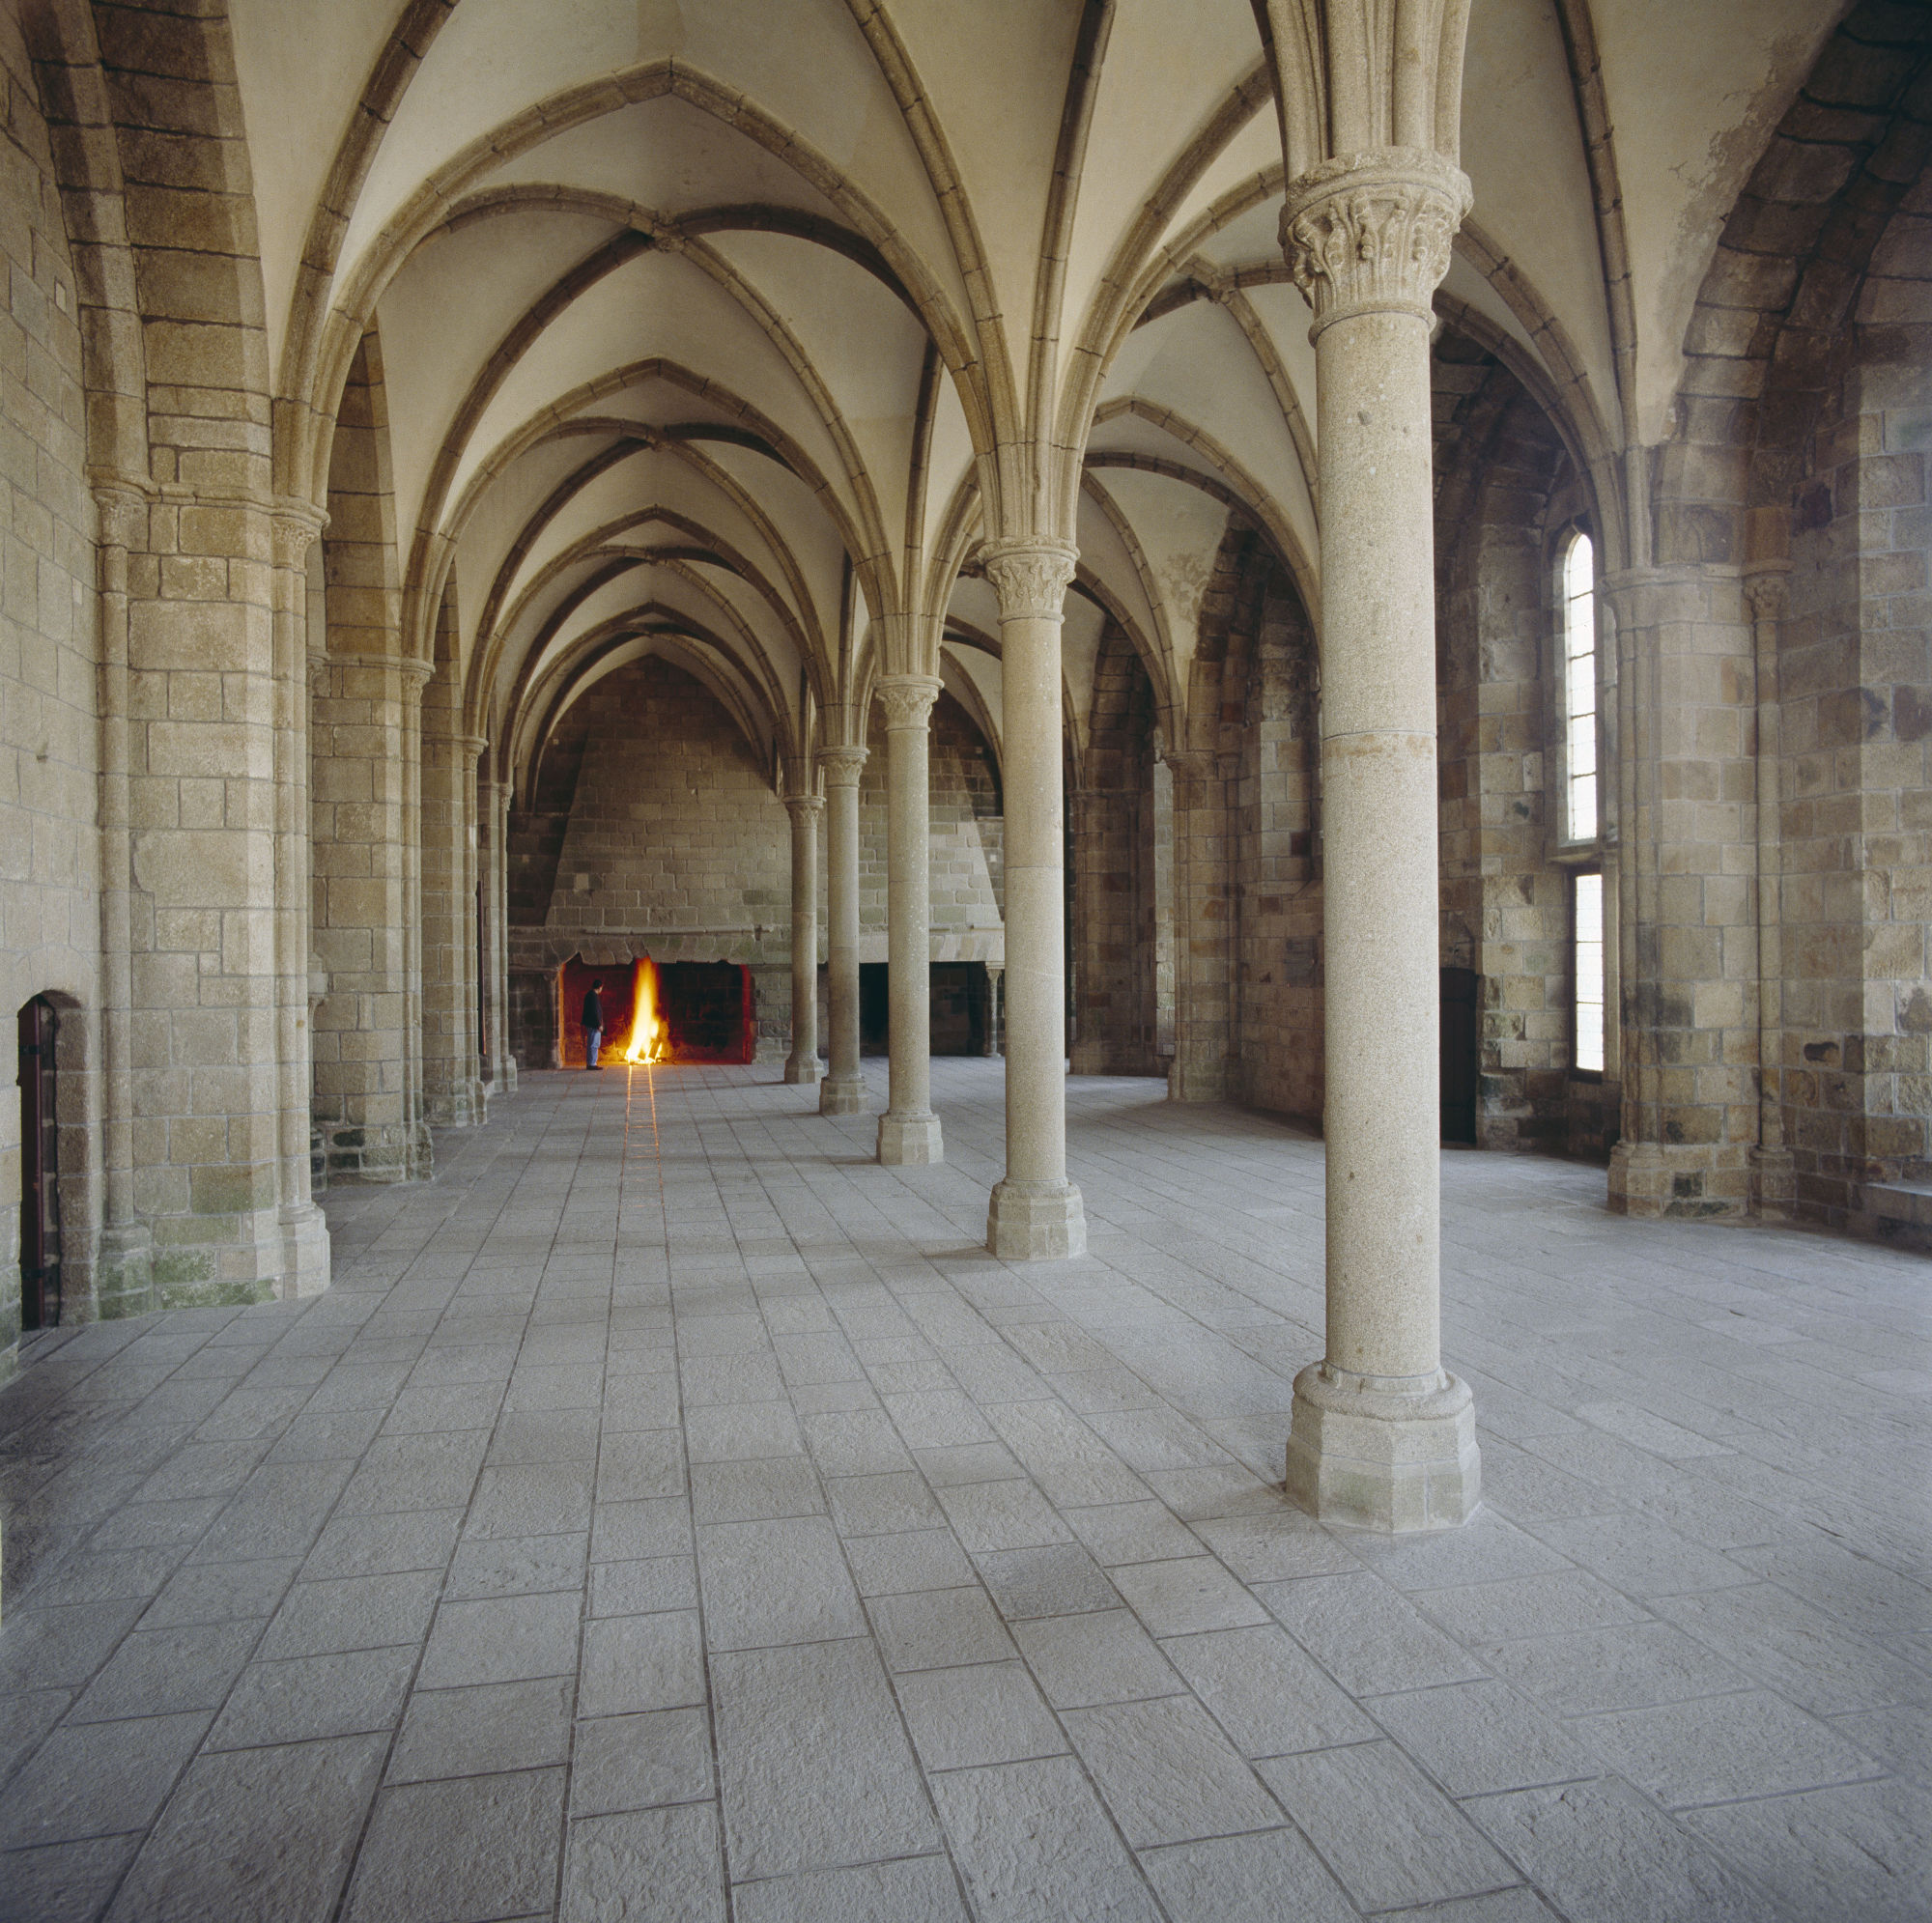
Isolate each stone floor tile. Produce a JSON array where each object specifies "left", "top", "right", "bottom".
[
  {"left": 0, "top": 1833, "right": 139, "bottom": 1923},
  {"left": 1462, "top": 1778, "right": 1773, "bottom": 1923},
  {"left": 711, "top": 1639, "right": 938, "bottom": 1881},
  {"left": 1063, "top": 1500, "right": 1201, "bottom": 1568},
  {"left": 589, "top": 1555, "right": 698, "bottom": 1617},
  {"left": 826, "top": 1470, "right": 945, "bottom": 1537},
  {"left": 696, "top": 1517, "right": 864, "bottom": 1649},
  {"left": 103, "top": 1733, "right": 386, "bottom": 1923},
  {"left": 207, "top": 1646, "right": 415, "bottom": 1750},
  {"left": 1679, "top": 1778, "right": 1932, "bottom": 1923},
  {"left": 1011, "top": 1607, "right": 1183, "bottom": 1708},
  {"left": 798, "top": 1409, "right": 913, "bottom": 1477},
  {"left": 893, "top": 1658, "right": 1068, "bottom": 1770},
  {"left": 139, "top": 1554, "right": 300, "bottom": 1628},
  {"left": 0, "top": 1598, "right": 144, "bottom": 1693},
  {"left": 570, "top": 1707, "right": 712, "bottom": 1816},
  {"left": 594, "top": 1428, "right": 687, "bottom": 1502},
  {"left": 933, "top": 1479, "right": 1072, "bottom": 1553},
  {"left": 728, "top": 1856, "right": 968, "bottom": 1923},
  {"left": 1109, "top": 1555, "right": 1269, "bottom": 1636},
  {"left": 684, "top": 1401, "right": 803, "bottom": 1463},
  {"left": 0, "top": 1710, "right": 212, "bottom": 1849},
  {"left": 445, "top": 1531, "right": 588, "bottom": 1600},
  {"left": 689, "top": 1456, "right": 825, "bottom": 1524},
  {"left": 1139, "top": 1826, "right": 1358, "bottom": 1923},
  {"left": 416, "top": 1590, "right": 582, "bottom": 1688},
  {"left": 867, "top": 1585, "right": 1015, "bottom": 1671},
  {"left": 1829, "top": 1701, "right": 1932, "bottom": 1789},
  {"left": 385, "top": 1675, "right": 576, "bottom": 1782},
  {"left": 974, "top": 1542, "right": 1120, "bottom": 1619},
  {"left": 1258, "top": 1570, "right": 1488, "bottom": 1693},
  {"left": 1412, "top": 1568, "right": 1653, "bottom": 1644},
  {"left": 928, "top": 1755, "right": 1163, "bottom": 1923},
  {"left": 589, "top": 1496, "right": 692, "bottom": 1563},
  {"left": 561, "top": 1803, "right": 726, "bottom": 1923},
  {"left": 68, "top": 1619, "right": 260, "bottom": 1722},
  {"left": 465, "top": 1463, "right": 595, "bottom": 1540},
  {"left": 343, "top": 1767, "right": 567, "bottom": 1922},
  {"left": 1528, "top": 1512, "right": 1752, "bottom": 1598},
  {"left": 1566, "top": 1686, "right": 1887, "bottom": 1806},
  {"left": 1062, "top": 1694, "right": 1284, "bottom": 1846},
  {"left": 1161, "top": 1624, "right": 1378, "bottom": 1756},
  {"left": 1190, "top": 1508, "right": 1360, "bottom": 1582},
  {"left": 841, "top": 1528, "right": 977, "bottom": 1597},
  {"left": 1259, "top": 1739, "right": 1522, "bottom": 1910},
  {"left": 578, "top": 1611, "right": 706, "bottom": 1717},
  {"left": 259, "top": 1570, "right": 444, "bottom": 1661},
  {"left": 299, "top": 1507, "right": 463, "bottom": 1580},
  {"left": 1366, "top": 1677, "right": 1600, "bottom": 1795},
  {"left": 1472, "top": 1620, "right": 1753, "bottom": 1715}
]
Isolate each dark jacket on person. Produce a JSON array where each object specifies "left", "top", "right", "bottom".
[{"left": 582, "top": 989, "right": 604, "bottom": 1031}]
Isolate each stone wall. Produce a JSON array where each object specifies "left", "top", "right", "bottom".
[{"left": 0, "top": 13, "right": 101, "bottom": 1353}]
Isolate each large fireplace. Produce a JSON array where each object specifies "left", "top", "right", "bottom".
[{"left": 558, "top": 956, "right": 753, "bottom": 1066}]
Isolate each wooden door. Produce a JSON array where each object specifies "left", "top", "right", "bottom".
[{"left": 17, "top": 998, "right": 59, "bottom": 1330}]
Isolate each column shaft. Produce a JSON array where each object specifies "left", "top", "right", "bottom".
[
  {"left": 878, "top": 677, "right": 943, "bottom": 1164},
  {"left": 1747, "top": 568, "right": 1793, "bottom": 1218},
  {"left": 783, "top": 789, "right": 824, "bottom": 1085},
  {"left": 819, "top": 747, "right": 867, "bottom": 1115},
  {"left": 982, "top": 545, "right": 1085, "bottom": 1259},
  {"left": 1279, "top": 152, "right": 1478, "bottom": 1530}
]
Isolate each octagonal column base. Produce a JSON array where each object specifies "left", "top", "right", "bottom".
[
  {"left": 820, "top": 1075, "right": 867, "bottom": 1117},
  {"left": 1284, "top": 1362, "right": 1480, "bottom": 1533},
  {"left": 987, "top": 1179, "right": 1087, "bottom": 1261},
  {"left": 878, "top": 1111, "right": 942, "bottom": 1166},
  {"left": 783, "top": 1054, "right": 823, "bottom": 1086}
]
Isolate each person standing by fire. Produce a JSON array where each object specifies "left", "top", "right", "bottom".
[{"left": 582, "top": 978, "right": 605, "bottom": 1069}]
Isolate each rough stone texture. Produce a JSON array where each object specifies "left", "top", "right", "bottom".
[{"left": 0, "top": 1058, "right": 1923, "bottom": 1920}]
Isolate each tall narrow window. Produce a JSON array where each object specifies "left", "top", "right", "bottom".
[
  {"left": 1562, "top": 531, "right": 1598, "bottom": 841},
  {"left": 1574, "top": 871, "right": 1605, "bottom": 1074}
]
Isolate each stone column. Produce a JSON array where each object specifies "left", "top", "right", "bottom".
[
  {"left": 481, "top": 773, "right": 518, "bottom": 1097},
  {"left": 1165, "top": 749, "right": 1234, "bottom": 1101},
  {"left": 782, "top": 784, "right": 824, "bottom": 1085},
  {"left": 982, "top": 543, "right": 1085, "bottom": 1259},
  {"left": 91, "top": 485, "right": 154, "bottom": 1316},
  {"left": 1279, "top": 152, "right": 1479, "bottom": 1529},
  {"left": 421, "top": 712, "right": 487, "bottom": 1128},
  {"left": 877, "top": 674, "right": 945, "bottom": 1164},
  {"left": 1747, "top": 567, "right": 1794, "bottom": 1219},
  {"left": 982, "top": 965, "right": 1003, "bottom": 1056},
  {"left": 270, "top": 506, "right": 329, "bottom": 1294},
  {"left": 818, "top": 744, "right": 867, "bottom": 1115},
  {"left": 311, "top": 650, "right": 432, "bottom": 1182}
]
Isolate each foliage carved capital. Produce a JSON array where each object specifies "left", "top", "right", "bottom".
[
  {"left": 875, "top": 674, "right": 943, "bottom": 731},
  {"left": 816, "top": 744, "right": 868, "bottom": 786},
  {"left": 980, "top": 541, "right": 1077, "bottom": 622},
  {"left": 1280, "top": 149, "right": 1470, "bottom": 334}
]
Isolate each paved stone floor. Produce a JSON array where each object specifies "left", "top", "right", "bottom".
[{"left": 0, "top": 1060, "right": 1927, "bottom": 1922}]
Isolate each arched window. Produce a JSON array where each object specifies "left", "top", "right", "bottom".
[{"left": 1561, "top": 531, "right": 1598, "bottom": 842}]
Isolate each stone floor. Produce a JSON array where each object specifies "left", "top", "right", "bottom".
[{"left": 0, "top": 1060, "right": 1927, "bottom": 1923}]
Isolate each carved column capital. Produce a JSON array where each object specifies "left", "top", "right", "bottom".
[
  {"left": 875, "top": 673, "right": 943, "bottom": 732},
  {"left": 816, "top": 744, "right": 868, "bottom": 787},
  {"left": 270, "top": 498, "right": 327, "bottom": 570},
  {"left": 980, "top": 541, "right": 1077, "bottom": 622},
  {"left": 1744, "top": 567, "right": 1790, "bottom": 623},
  {"left": 456, "top": 733, "right": 491, "bottom": 762},
  {"left": 1279, "top": 148, "right": 1471, "bottom": 336},
  {"left": 782, "top": 790, "right": 826, "bottom": 821}
]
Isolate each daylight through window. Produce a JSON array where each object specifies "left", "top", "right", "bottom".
[{"left": 1563, "top": 532, "right": 1598, "bottom": 842}]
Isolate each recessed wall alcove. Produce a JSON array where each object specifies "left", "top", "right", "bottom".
[{"left": 557, "top": 956, "right": 754, "bottom": 1068}]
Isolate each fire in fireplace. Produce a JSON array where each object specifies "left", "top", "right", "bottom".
[{"left": 557, "top": 956, "right": 754, "bottom": 1066}]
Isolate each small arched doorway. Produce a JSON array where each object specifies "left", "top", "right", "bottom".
[{"left": 17, "top": 996, "right": 60, "bottom": 1330}]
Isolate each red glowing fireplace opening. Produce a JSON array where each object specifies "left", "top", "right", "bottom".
[{"left": 557, "top": 957, "right": 754, "bottom": 1067}]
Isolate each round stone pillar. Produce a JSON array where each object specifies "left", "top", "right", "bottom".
[
  {"left": 783, "top": 787, "right": 825, "bottom": 1086},
  {"left": 877, "top": 675, "right": 945, "bottom": 1164},
  {"left": 981, "top": 543, "right": 1085, "bottom": 1259},
  {"left": 1280, "top": 150, "right": 1479, "bottom": 1529},
  {"left": 818, "top": 745, "right": 867, "bottom": 1116}
]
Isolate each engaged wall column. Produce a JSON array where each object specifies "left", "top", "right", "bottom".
[
  {"left": 783, "top": 783, "right": 824, "bottom": 1086},
  {"left": 981, "top": 542, "right": 1085, "bottom": 1260},
  {"left": 877, "top": 674, "right": 944, "bottom": 1165},
  {"left": 818, "top": 744, "right": 867, "bottom": 1116},
  {"left": 1280, "top": 152, "right": 1479, "bottom": 1529}
]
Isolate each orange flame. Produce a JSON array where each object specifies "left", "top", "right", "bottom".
[{"left": 622, "top": 957, "right": 668, "bottom": 1064}]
